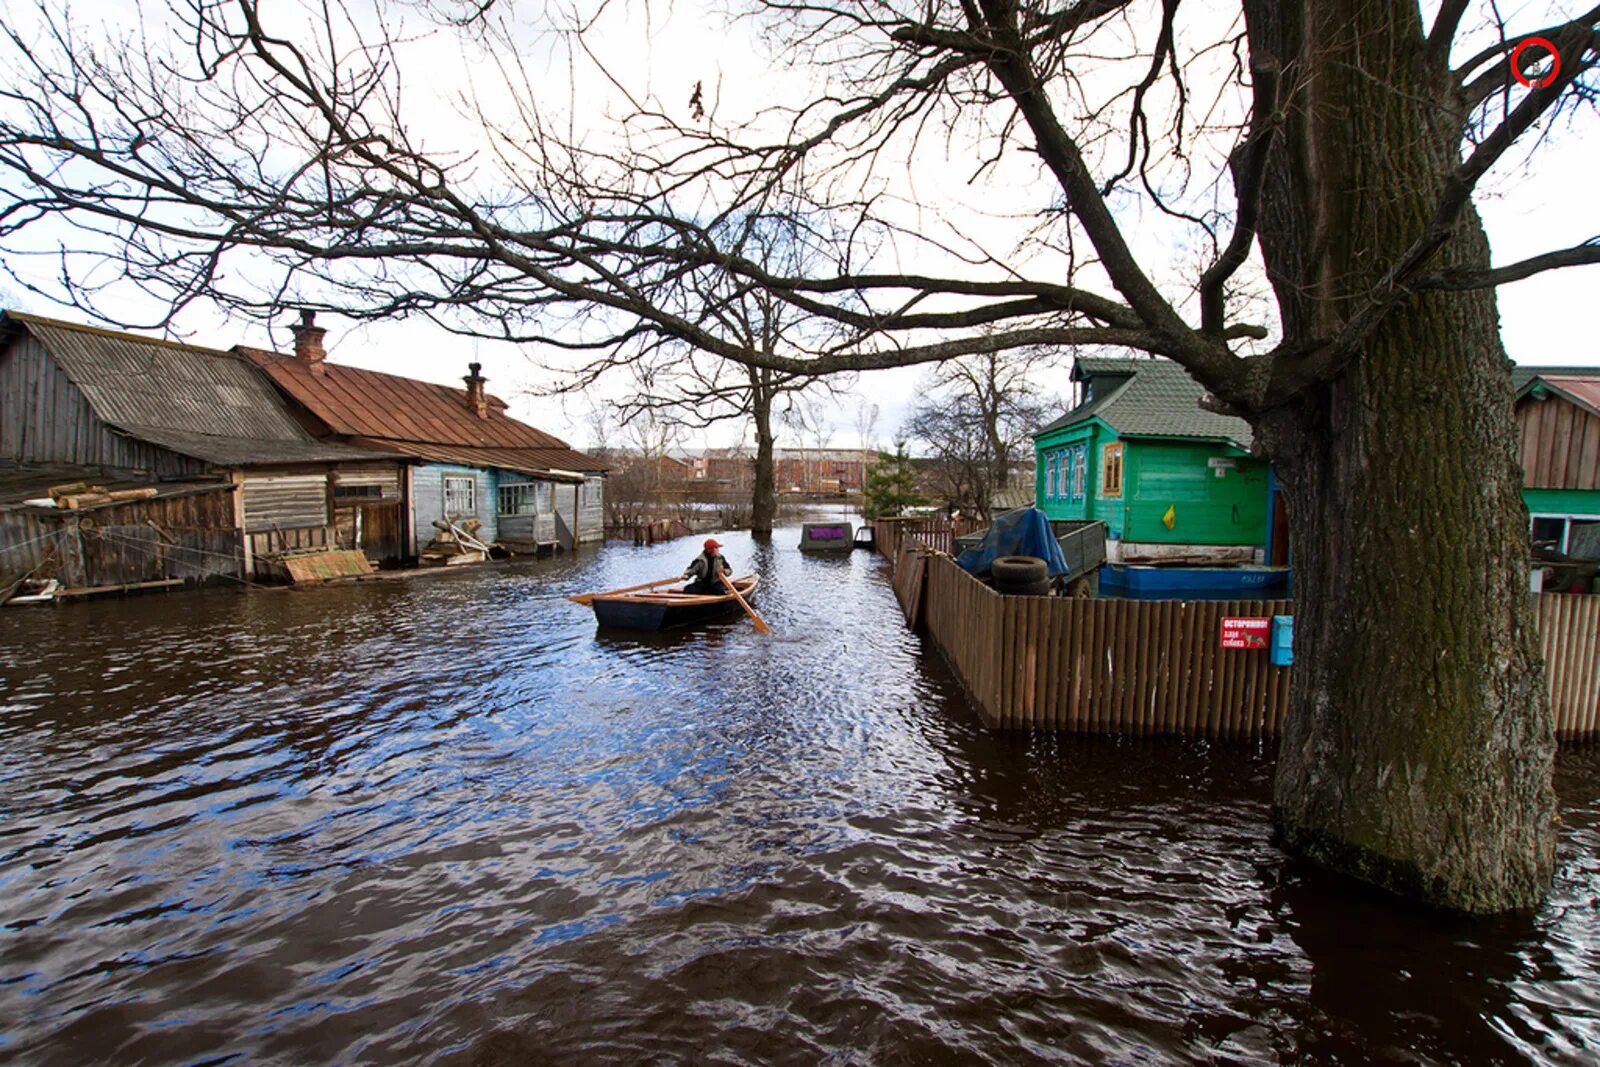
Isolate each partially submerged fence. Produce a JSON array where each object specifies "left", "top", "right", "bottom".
[
  {"left": 1537, "top": 594, "right": 1600, "bottom": 739},
  {"left": 873, "top": 515, "right": 985, "bottom": 563},
  {"left": 880, "top": 524, "right": 1600, "bottom": 740}
]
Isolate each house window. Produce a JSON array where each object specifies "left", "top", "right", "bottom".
[
  {"left": 444, "top": 476, "right": 476, "bottom": 516},
  {"left": 1102, "top": 442, "right": 1124, "bottom": 498},
  {"left": 333, "top": 483, "right": 384, "bottom": 500},
  {"left": 498, "top": 483, "right": 538, "bottom": 516},
  {"left": 1045, "top": 455, "right": 1057, "bottom": 501},
  {"left": 1532, "top": 515, "right": 1600, "bottom": 555},
  {"left": 1073, "top": 447, "right": 1087, "bottom": 502}
]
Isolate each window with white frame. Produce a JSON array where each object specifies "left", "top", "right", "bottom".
[
  {"left": 1531, "top": 514, "right": 1600, "bottom": 555},
  {"left": 498, "top": 483, "right": 538, "bottom": 515},
  {"left": 1073, "top": 446, "right": 1087, "bottom": 501},
  {"left": 444, "top": 476, "right": 476, "bottom": 517}
]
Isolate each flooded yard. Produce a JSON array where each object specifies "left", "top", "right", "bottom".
[{"left": 1, "top": 526, "right": 1597, "bottom": 1063}]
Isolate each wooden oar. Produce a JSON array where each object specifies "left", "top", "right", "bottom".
[
  {"left": 720, "top": 572, "right": 772, "bottom": 634},
  {"left": 567, "top": 575, "right": 684, "bottom": 606}
]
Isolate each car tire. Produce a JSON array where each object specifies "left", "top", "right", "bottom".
[{"left": 992, "top": 555, "right": 1048, "bottom": 583}]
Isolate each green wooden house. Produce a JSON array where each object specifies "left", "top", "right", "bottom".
[
  {"left": 1033, "top": 357, "right": 1269, "bottom": 559},
  {"left": 1513, "top": 366, "right": 1600, "bottom": 559}
]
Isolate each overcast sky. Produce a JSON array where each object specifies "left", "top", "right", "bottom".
[{"left": 2, "top": 0, "right": 1596, "bottom": 453}]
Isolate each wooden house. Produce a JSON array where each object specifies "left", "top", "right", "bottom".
[
  {"left": 238, "top": 314, "right": 607, "bottom": 555},
  {"left": 1513, "top": 366, "right": 1600, "bottom": 558},
  {"left": 1032, "top": 357, "right": 1269, "bottom": 561},
  {"left": 0, "top": 312, "right": 402, "bottom": 586}
]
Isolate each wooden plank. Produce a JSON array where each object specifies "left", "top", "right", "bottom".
[
  {"left": 54, "top": 577, "right": 183, "bottom": 598},
  {"left": 1066, "top": 597, "right": 1085, "bottom": 731}
]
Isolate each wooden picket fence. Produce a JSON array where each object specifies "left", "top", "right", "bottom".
[
  {"left": 887, "top": 534, "right": 1600, "bottom": 740},
  {"left": 872, "top": 516, "right": 985, "bottom": 566}
]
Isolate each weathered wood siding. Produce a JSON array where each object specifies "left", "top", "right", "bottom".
[
  {"left": 241, "top": 472, "right": 329, "bottom": 532},
  {"left": 1519, "top": 395, "right": 1600, "bottom": 490},
  {"left": 0, "top": 488, "right": 242, "bottom": 587},
  {"left": 580, "top": 475, "right": 604, "bottom": 543},
  {"left": 0, "top": 334, "right": 204, "bottom": 475},
  {"left": 412, "top": 464, "right": 495, "bottom": 552},
  {"left": 331, "top": 464, "right": 402, "bottom": 495}
]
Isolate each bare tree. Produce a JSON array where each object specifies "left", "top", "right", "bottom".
[
  {"left": 1, "top": 0, "right": 1597, "bottom": 910},
  {"left": 906, "top": 351, "right": 1053, "bottom": 519},
  {"left": 562, "top": 216, "right": 848, "bottom": 533}
]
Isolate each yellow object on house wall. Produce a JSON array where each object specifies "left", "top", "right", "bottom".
[{"left": 1162, "top": 504, "right": 1177, "bottom": 530}]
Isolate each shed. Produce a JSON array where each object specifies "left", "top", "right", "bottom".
[{"left": 1032, "top": 357, "right": 1268, "bottom": 559}]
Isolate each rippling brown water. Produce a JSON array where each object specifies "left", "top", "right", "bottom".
[{"left": 1, "top": 526, "right": 1597, "bottom": 1064}]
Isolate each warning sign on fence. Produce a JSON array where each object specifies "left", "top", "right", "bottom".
[{"left": 1220, "top": 617, "right": 1270, "bottom": 650}]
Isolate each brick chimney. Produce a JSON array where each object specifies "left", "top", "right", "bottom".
[
  {"left": 289, "top": 309, "right": 327, "bottom": 371},
  {"left": 463, "top": 362, "right": 488, "bottom": 419}
]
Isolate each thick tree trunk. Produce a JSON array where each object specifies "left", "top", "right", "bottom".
[
  {"left": 1243, "top": 1, "right": 1556, "bottom": 911},
  {"left": 751, "top": 379, "right": 777, "bottom": 534}
]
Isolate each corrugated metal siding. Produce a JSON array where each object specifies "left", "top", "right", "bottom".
[
  {"left": 242, "top": 472, "right": 329, "bottom": 532},
  {"left": 1, "top": 335, "right": 205, "bottom": 475},
  {"left": 411, "top": 464, "right": 495, "bottom": 552},
  {"left": 20, "top": 317, "right": 314, "bottom": 443},
  {"left": 1519, "top": 395, "right": 1600, "bottom": 490}
]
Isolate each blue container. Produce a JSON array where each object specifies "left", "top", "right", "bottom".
[{"left": 1270, "top": 615, "right": 1294, "bottom": 667}]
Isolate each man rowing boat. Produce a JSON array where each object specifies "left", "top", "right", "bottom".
[{"left": 682, "top": 538, "right": 733, "bottom": 594}]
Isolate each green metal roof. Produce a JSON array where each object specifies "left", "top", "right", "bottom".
[{"left": 1035, "top": 357, "right": 1253, "bottom": 450}]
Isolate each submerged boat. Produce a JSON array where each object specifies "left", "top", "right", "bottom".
[
  {"left": 799, "top": 522, "right": 854, "bottom": 553},
  {"left": 1099, "top": 562, "right": 1290, "bottom": 600},
  {"left": 588, "top": 575, "right": 761, "bottom": 631}
]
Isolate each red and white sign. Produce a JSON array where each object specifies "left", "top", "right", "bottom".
[{"left": 1220, "top": 617, "right": 1270, "bottom": 650}]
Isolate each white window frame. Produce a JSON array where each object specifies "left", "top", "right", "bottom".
[
  {"left": 444, "top": 475, "right": 476, "bottom": 517},
  {"left": 498, "top": 483, "right": 538, "bottom": 516},
  {"left": 1530, "top": 512, "right": 1600, "bottom": 554}
]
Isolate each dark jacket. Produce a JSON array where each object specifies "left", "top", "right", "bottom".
[{"left": 683, "top": 550, "right": 732, "bottom": 591}]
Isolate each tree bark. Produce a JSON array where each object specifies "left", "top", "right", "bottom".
[
  {"left": 1244, "top": 0, "right": 1556, "bottom": 912},
  {"left": 750, "top": 368, "right": 778, "bottom": 534}
]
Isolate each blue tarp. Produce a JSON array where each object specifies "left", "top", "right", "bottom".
[{"left": 956, "top": 507, "right": 1071, "bottom": 579}]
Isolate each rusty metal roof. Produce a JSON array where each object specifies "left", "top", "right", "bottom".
[
  {"left": 351, "top": 440, "right": 590, "bottom": 481},
  {"left": 2, "top": 313, "right": 395, "bottom": 467},
  {"left": 238, "top": 347, "right": 607, "bottom": 472}
]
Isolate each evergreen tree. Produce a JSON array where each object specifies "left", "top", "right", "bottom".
[{"left": 862, "top": 440, "right": 923, "bottom": 519}]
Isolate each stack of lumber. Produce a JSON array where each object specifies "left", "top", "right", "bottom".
[
  {"left": 46, "top": 481, "right": 159, "bottom": 510},
  {"left": 421, "top": 519, "right": 492, "bottom": 566}
]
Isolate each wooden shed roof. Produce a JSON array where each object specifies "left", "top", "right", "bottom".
[{"left": 237, "top": 347, "right": 607, "bottom": 473}]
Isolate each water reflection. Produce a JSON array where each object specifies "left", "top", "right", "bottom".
[{"left": 0, "top": 528, "right": 1595, "bottom": 1065}]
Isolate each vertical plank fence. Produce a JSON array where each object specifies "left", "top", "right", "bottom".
[
  {"left": 1538, "top": 593, "right": 1600, "bottom": 739},
  {"left": 922, "top": 554, "right": 1292, "bottom": 736},
  {"left": 881, "top": 528, "right": 1600, "bottom": 742}
]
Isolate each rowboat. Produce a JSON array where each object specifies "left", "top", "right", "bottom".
[{"left": 584, "top": 575, "right": 761, "bottom": 631}]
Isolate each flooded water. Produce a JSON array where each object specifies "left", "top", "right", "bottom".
[{"left": 1, "top": 524, "right": 1597, "bottom": 1064}]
